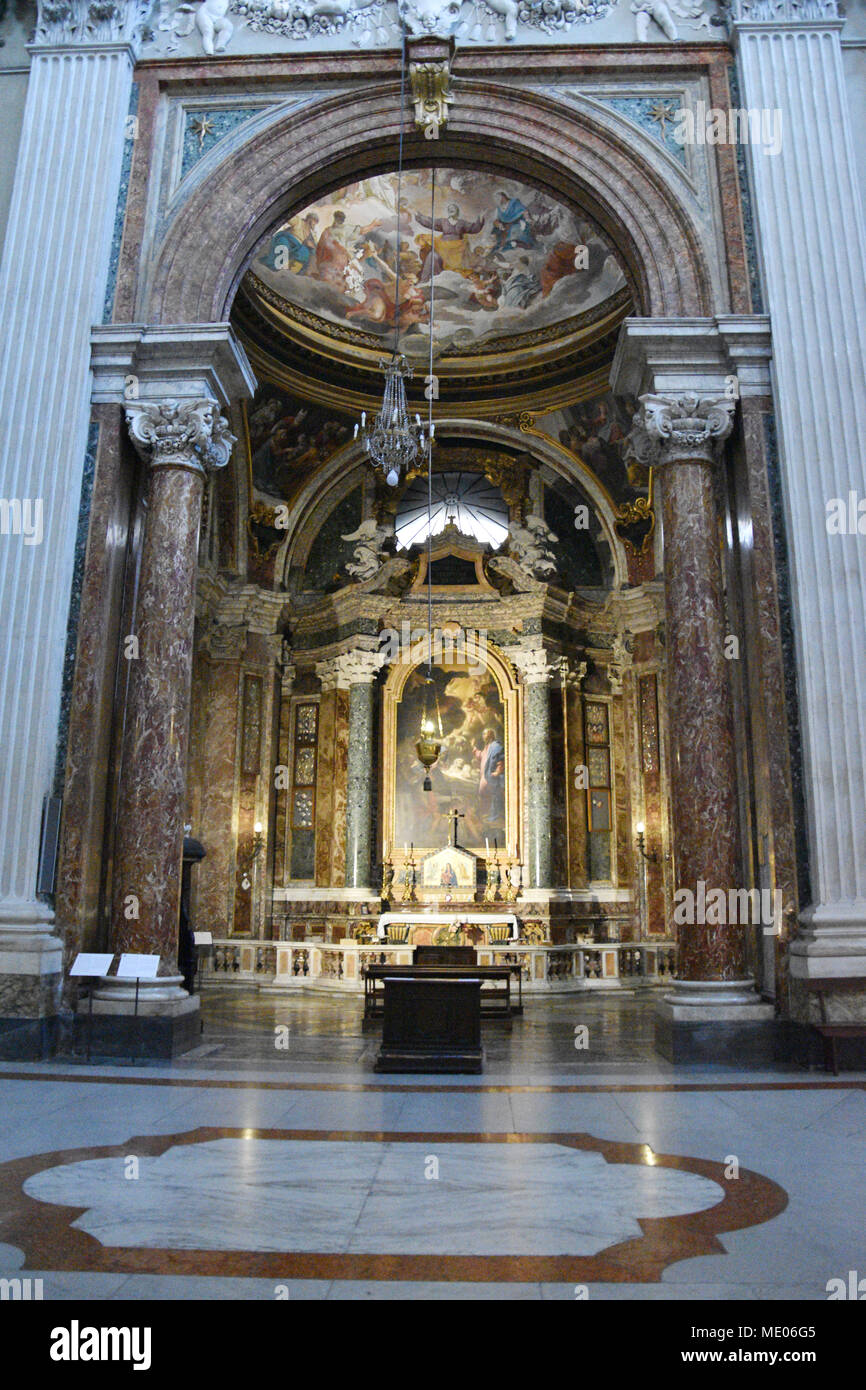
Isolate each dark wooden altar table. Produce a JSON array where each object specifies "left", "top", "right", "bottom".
[
  {"left": 363, "top": 963, "right": 520, "bottom": 1021},
  {"left": 374, "top": 976, "right": 483, "bottom": 1074}
]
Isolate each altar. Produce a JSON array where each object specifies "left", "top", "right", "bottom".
[{"left": 376, "top": 912, "right": 520, "bottom": 944}]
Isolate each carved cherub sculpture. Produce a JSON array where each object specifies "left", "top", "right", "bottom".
[
  {"left": 396, "top": 0, "right": 465, "bottom": 35},
  {"left": 341, "top": 517, "right": 395, "bottom": 582},
  {"left": 506, "top": 513, "right": 559, "bottom": 580},
  {"left": 171, "top": 0, "right": 234, "bottom": 54}
]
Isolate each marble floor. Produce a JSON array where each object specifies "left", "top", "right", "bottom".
[{"left": 0, "top": 991, "right": 864, "bottom": 1301}]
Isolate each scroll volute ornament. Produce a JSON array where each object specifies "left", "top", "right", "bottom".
[
  {"left": 125, "top": 399, "right": 236, "bottom": 471},
  {"left": 628, "top": 392, "right": 737, "bottom": 468}
]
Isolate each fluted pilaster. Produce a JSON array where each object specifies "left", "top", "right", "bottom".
[
  {"left": 729, "top": 0, "right": 866, "bottom": 969},
  {"left": 0, "top": 12, "right": 141, "bottom": 942}
]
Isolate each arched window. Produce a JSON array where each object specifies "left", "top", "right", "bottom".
[{"left": 395, "top": 472, "right": 509, "bottom": 551}]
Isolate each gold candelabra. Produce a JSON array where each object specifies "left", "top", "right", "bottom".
[
  {"left": 401, "top": 848, "right": 417, "bottom": 903},
  {"left": 485, "top": 846, "right": 502, "bottom": 903}
]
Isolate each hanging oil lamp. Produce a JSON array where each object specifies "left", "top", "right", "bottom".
[{"left": 415, "top": 675, "right": 442, "bottom": 791}]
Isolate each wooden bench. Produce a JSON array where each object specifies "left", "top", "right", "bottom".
[
  {"left": 806, "top": 978, "right": 866, "bottom": 1074},
  {"left": 363, "top": 963, "right": 520, "bottom": 1021}
]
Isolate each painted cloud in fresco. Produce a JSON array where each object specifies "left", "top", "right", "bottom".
[{"left": 250, "top": 169, "right": 628, "bottom": 356}]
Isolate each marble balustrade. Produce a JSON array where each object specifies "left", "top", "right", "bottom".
[{"left": 199, "top": 939, "right": 677, "bottom": 993}]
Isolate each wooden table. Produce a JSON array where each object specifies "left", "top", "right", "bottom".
[
  {"left": 375, "top": 976, "right": 483, "bottom": 1074},
  {"left": 363, "top": 963, "right": 520, "bottom": 1021}
]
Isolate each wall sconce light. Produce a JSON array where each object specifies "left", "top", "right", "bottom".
[
  {"left": 635, "top": 821, "right": 658, "bottom": 864},
  {"left": 238, "top": 822, "right": 266, "bottom": 887}
]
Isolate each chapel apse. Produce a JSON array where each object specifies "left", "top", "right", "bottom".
[{"left": 395, "top": 664, "right": 506, "bottom": 852}]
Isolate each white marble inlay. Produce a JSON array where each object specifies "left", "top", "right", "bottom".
[{"left": 23, "top": 1140, "right": 722, "bottom": 1256}]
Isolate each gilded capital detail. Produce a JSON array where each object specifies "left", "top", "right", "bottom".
[
  {"left": 125, "top": 399, "right": 236, "bottom": 473},
  {"left": 626, "top": 392, "right": 736, "bottom": 468}
]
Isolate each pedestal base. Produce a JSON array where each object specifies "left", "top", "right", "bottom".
[
  {"left": 77, "top": 974, "right": 201, "bottom": 1060},
  {"left": 654, "top": 979, "right": 776, "bottom": 1066},
  {"left": 0, "top": 926, "right": 62, "bottom": 1059},
  {"left": 72, "top": 1009, "right": 201, "bottom": 1061}
]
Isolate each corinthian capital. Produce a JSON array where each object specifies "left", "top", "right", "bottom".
[
  {"left": 125, "top": 399, "right": 235, "bottom": 473},
  {"left": 723, "top": 0, "right": 840, "bottom": 23},
  {"left": 626, "top": 392, "right": 736, "bottom": 468},
  {"left": 502, "top": 642, "right": 558, "bottom": 685},
  {"left": 317, "top": 649, "right": 386, "bottom": 690},
  {"left": 34, "top": 0, "right": 151, "bottom": 48}
]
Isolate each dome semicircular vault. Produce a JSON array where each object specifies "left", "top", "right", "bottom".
[
  {"left": 396, "top": 472, "right": 510, "bottom": 551},
  {"left": 235, "top": 166, "right": 632, "bottom": 413}
]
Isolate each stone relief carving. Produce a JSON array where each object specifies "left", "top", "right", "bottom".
[
  {"left": 150, "top": 0, "right": 717, "bottom": 52},
  {"left": 125, "top": 399, "right": 236, "bottom": 470},
  {"left": 606, "top": 629, "right": 632, "bottom": 693},
  {"left": 504, "top": 513, "right": 559, "bottom": 580},
  {"left": 35, "top": 0, "right": 151, "bottom": 45},
  {"left": 632, "top": 0, "right": 711, "bottom": 40},
  {"left": 163, "top": 0, "right": 234, "bottom": 50},
  {"left": 340, "top": 517, "right": 395, "bottom": 581},
  {"left": 398, "top": 0, "right": 463, "bottom": 33}
]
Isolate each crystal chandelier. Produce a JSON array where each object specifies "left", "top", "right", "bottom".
[
  {"left": 355, "top": 354, "right": 424, "bottom": 488},
  {"left": 355, "top": 28, "right": 425, "bottom": 489}
]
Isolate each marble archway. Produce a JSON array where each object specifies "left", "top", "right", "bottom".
[
  {"left": 72, "top": 52, "right": 779, "bottom": 1055},
  {"left": 129, "top": 80, "right": 720, "bottom": 327}
]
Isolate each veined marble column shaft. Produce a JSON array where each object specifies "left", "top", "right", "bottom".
[
  {"left": 0, "top": 4, "right": 145, "bottom": 946},
  {"left": 729, "top": 0, "right": 866, "bottom": 963},
  {"left": 628, "top": 393, "right": 745, "bottom": 982},
  {"left": 504, "top": 645, "right": 556, "bottom": 890},
  {"left": 112, "top": 400, "right": 235, "bottom": 968},
  {"left": 319, "top": 651, "right": 385, "bottom": 893}
]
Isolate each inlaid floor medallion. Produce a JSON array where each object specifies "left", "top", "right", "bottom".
[{"left": 0, "top": 1128, "right": 788, "bottom": 1283}]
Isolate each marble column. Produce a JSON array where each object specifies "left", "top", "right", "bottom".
[
  {"left": 319, "top": 651, "right": 385, "bottom": 895},
  {"left": 728, "top": 0, "right": 866, "bottom": 981},
  {"left": 111, "top": 401, "right": 236, "bottom": 971},
  {"left": 87, "top": 322, "right": 255, "bottom": 1059},
  {"left": 503, "top": 643, "right": 557, "bottom": 891},
  {"left": 0, "top": 1, "right": 148, "bottom": 1052},
  {"left": 613, "top": 320, "right": 776, "bottom": 1053},
  {"left": 192, "top": 623, "right": 248, "bottom": 936},
  {"left": 628, "top": 394, "right": 746, "bottom": 979}
]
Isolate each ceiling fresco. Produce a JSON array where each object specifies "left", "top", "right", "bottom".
[{"left": 248, "top": 168, "right": 628, "bottom": 360}]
